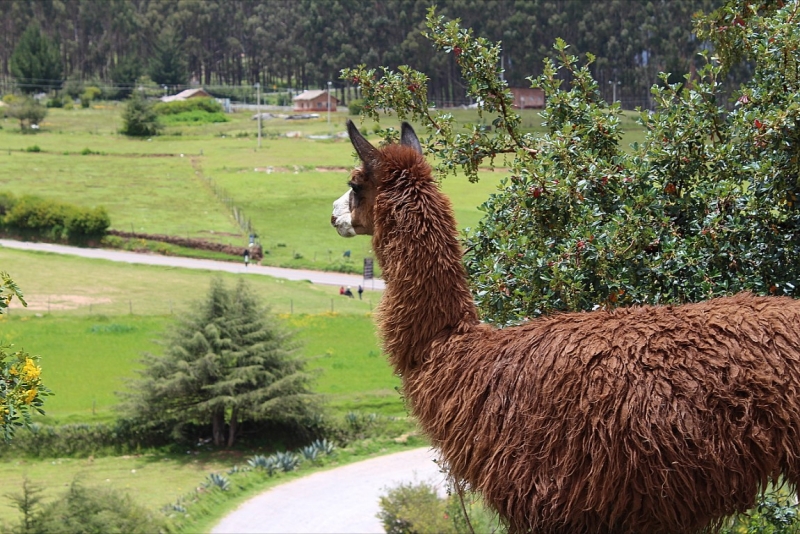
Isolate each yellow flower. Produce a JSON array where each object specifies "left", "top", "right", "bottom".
[
  {"left": 23, "top": 388, "right": 37, "bottom": 404},
  {"left": 22, "top": 358, "right": 40, "bottom": 381},
  {"left": 8, "top": 366, "right": 18, "bottom": 376}
]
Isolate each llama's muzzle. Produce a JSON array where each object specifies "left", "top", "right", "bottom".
[{"left": 331, "top": 190, "right": 356, "bottom": 237}]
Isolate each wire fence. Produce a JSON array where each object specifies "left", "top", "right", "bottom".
[{"left": 3, "top": 292, "right": 377, "bottom": 318}]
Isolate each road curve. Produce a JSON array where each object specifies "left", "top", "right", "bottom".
[
  {"left": 0, "top": 239, "right": 384, "bottom": 290},
  {"left": 211, "top": 447, "right": 446, "bottom": 534}
]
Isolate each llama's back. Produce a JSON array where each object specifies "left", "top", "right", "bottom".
[{"left": 406, "top": 293, "right": 800, "bottom": 534}]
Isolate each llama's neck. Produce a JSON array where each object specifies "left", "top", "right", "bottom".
[{"left": 372, "top": 148, "right": 480, "bottom": 376}]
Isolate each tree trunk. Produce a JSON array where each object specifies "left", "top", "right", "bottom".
[
  {"left": 212, "top": 409, "right": 225, "bottom": 446},
  {"left": 227, "top": 405, "right": 239, "bottom": 448}
]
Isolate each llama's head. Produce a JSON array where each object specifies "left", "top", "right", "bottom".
[{"left": 331, "top": 120, "right": 423, "bottom": 237}]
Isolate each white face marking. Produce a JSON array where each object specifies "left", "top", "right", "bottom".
[{"left": 332, "top": 190, "right": 356, "bottom": 237}]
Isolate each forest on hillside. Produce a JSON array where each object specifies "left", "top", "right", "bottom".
[{"left": 0, "top": 0, "right": 738, "bottom": 108}]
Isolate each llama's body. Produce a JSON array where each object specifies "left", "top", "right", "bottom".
[{"left": 332, "top": 120, "right": 800, "bottom": 533}]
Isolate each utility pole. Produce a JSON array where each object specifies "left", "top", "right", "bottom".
[
  {"left": 327, "top": 80, "right": 332, "bottom": 132},
  {"left": 255, "top": 82, "right": 261, "bottom": 149},
  {"left": 609, "top": 80, "right": 621, "bottom": 103}
]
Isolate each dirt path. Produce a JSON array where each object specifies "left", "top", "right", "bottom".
[
  {"left": 211, "top": 447, "right": 446, "bottom": 534},
  {"left": 0, "top": 239, "right": 384, "bottom": 290}
]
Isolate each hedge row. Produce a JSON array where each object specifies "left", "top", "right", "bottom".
[
  {"left": 0, "top": 191, "right": 110, "bottom": 242},
  {"left": 152, "top": 97, "right": 224, "bottom": 115},
  {"left": 107, "top": 229, "right": 263, "bottom": 260}
]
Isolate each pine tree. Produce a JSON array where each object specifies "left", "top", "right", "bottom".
[
  {"left": 119, "top": 278, "right": 319, "bottom": 447},
  {"left": 148, "top": 27, "right": 188, "bottom": 87},
  {"left": 109, "top": 55, "right": 143, "bottom": 99},
  {"left": 9, "top": 22, "right": 62, "bottom": 93}
]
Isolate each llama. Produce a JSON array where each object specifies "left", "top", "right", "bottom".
[{"left": 331, "top": 119, "right": 800, "bottom": 534}]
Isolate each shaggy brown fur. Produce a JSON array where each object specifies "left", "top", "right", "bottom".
[{"left": 333, "top": 120, "right": 800, "bottom": 534}]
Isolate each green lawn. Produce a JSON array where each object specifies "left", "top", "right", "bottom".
[
  {"left": 0, "top": 247, "right": 399, "bottom": 423},
  {"left": 0, "top": 453, "right": 232, "bottom": 528},
  {"left": 0, "top": 247, "right": 375, "bottom": 317},
  {"left": 0, "top": 104, "right": 646, "bottom": 272}
]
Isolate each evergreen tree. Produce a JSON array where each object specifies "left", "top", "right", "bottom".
[
  {"left": 109, "top": 55, "right": 143, "bottom": 99},
  {"left": 119, "top": 91, "right": 161, "bottom": 137},
  {"left": 119, "top": 278, "right": 319, "bottom": 447},
  {"left": 9, "top": 22, "right": 62, "bottom": 93},
  {"left": 148, "top": 27, "right": 188, "bottom": 87}
]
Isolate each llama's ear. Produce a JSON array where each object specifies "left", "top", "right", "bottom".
[
  {"left": 400, "top": 122, "right": 423, "bottom": 155},
  {"left": 347, "top": 119, "right": 379, "bottom": 165}
]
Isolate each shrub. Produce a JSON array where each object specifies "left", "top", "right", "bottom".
[
  {"left": 4, "top": 195, "right": 74, "bottom": 239},
  {"left": 120, "top": 92, "right": 161, "bottom": 137},
  {"left": 347, "top": 98, "right": 366, "bottom": 115},
  {"left": 4, "top": 96, "right": 47, "bottom": 132},
  {"left": 377, "top": 482, "right": 506, "bottom": 534},
  {"left": 4, "top": 480, "right": 164, "bottom": 534},
  {"left": 153, "top": 97, "right": 224, "bottom": 115},
  {"left": 158, "top": 109, "right": 228, "bottom": 125},
  {"left": 716, "top": 485, "right": 800, "bottom": 533},
  {"left": 377, "top": 481, "right": 453, "bottom": 534},
  {"left": 0, "top": 191, "right": 17, "bottom": 218},
  {"left": 345, "top": 2, "right": 800, "bottom": 325},
  {"left": 2, "top": 194, "right": 110, "bottom": 242},
  {"left": 80, "top": 86, "right": 102, "bottom": 108}
]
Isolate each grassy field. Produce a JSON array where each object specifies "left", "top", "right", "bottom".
[
  {"left": 0, "top": 104, "right": 645, "bottom": 272},
  {"left": 0, "top": 248, "right": 399, "bottom": 421},
  {"left": 0, "top": 247, "right": 375, "bottom": 317}
]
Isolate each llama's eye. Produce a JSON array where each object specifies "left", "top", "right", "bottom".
[{"left": 349, "top": 182, "right": 362, "bottom": 194}]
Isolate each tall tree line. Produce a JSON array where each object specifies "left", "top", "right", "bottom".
[{"left": 0, "top": 0, "right": 725, "bottom": 106}]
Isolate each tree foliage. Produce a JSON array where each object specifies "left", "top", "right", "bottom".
[
  {"left": 345, "top": 1, "right": 800, "bottom": 324},
  {"left": 0, "top": 273, "right": 50, "bottom": 443},
  {"left": 9, "top": 22, "right": 62, "bottom": 93},
  {"left": 119, "top": 92, "right": 161, "bottom": 137},
  {"left": 3, "top": 96, "right": 47, "bottom": 132},
  {"left": 119, "top": 278, "right": 319, "bottom": 448},
  {"left": 148, "top": 27, "right": 188, "bottom": 87},
  {"left": 0, "top": 0, "right": 726, "bottom": 105},
  {"left": 4, "top": 480, "right": 164, "bottom": 534}
]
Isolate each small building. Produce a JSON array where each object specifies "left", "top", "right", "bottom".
[
  {"left": 293, "top": 90, "right": 338, "bottom": 112},
  {"left": 509, "top": 87, "right": 545, "bottom": 109},
  {"left": 161, "top": 88, "right": 212, "bottom": 103}
]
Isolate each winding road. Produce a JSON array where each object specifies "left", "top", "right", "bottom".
[
  {"left": 0, "top": 239, "right": 384, "bottom": 290},
  {"left": 211, "top": 447, "right": 446, "bottom": 534}
]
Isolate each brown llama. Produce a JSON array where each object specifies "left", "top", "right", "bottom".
[{"left": 331, "top": 120, "right": 800, "bottom": 534}]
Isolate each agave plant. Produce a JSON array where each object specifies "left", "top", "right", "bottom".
[
  {"left": 205, "top": 472, "right": 231, "bottom": 491},
  {"left": 312, "top": 438, "right": 336, "bottom": 455},
  {"left": 247, "top": 454, "right": 277, "bottom": 476},
  {"left": 301, "top": 444, "right": 319, "bottom": 462},
  {"left": 273, "top": 451, "right": 300, "bottom": 472}
]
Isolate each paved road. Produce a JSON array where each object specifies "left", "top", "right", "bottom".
[
  {"left": 0, "top": 239, "right": 384, "bottom": 290},
  {"left": 211, "top": 447, "right": 446, "bottom": 534}
]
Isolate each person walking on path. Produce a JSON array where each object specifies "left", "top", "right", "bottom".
[{"left": 358, "top": 285, "right": 364, "bottom": 300}]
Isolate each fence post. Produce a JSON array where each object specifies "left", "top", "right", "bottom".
[{"left": 331, "top": 299, "right": 334, "bottom": 313}]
